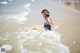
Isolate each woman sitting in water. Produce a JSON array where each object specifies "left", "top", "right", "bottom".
[{"left": 32, "top": 9, "right": 57, "bottom": 32}]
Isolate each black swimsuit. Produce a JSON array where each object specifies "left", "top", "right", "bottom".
[{"left": 44, "top": 18, "right": 51, "bottom": 31}]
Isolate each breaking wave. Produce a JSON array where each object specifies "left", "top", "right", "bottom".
[{"left": 15, "top": 30, "right": 70, "bottom": 53}]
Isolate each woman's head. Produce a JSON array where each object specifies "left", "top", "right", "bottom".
[{"left": 41, "top": 9, "right": 50, "bottom": 18}]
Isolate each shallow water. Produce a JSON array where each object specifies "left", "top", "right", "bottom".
[
  {"left": 0, "top": 0, "right": 80, "bottom": 53},
  {"left": 0, "top": 29, "right": 70, "bottom": 53}
]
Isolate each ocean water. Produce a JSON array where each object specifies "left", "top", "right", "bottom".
[
  {"left": 0, "top": 0, "right": 80, "bottom": 53},
  {"left": 0, "top": 9, "right": 70, "bottom": 53},
  {"left": 0, "top": 29, "right": 70, "bottom": 53},
  {"left": 0, "top": 13, "right": 70, "bottom": 53}
]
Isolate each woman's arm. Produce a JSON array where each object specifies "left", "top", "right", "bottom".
[
  {"left": 48, "top": 18, "right": 57, "bottom": 32},
  {"left": 31, "top": 25, "right": 43, "bottom": 31}
]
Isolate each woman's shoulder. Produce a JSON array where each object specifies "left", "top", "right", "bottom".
[{"left": 47, "top": 18, "right": 51, "bottom": 21}]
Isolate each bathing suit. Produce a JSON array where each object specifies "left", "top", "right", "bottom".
[{"left": 44, "top": 17, "right": 51, "bottom": 31}]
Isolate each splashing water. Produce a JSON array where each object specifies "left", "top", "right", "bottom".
[
  {"left": 11, "top": 30, "right": 70, "bottom": 53},
  {"left": 0, "top": 30, "right": 70, "bottom": 53}
]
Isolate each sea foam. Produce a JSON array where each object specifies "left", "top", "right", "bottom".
[{"left": 16, "top": 30, "right": 70, "bottom": 53}]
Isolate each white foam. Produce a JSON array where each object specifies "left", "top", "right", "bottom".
[
  {"left": 24, "top": 3, "right": 32, "bottom": 12},
  {"left": 1, "top": 45, "right": 12, "bottom": 51},
  {"left": 24, "top": 3, "right": 31, "bottom": 8},
  {"left": 6, "top": 13, "right": 28, "bottom": 23},
  {"left": 0, "top": 1, "right": 8, "bottom": 5},
  {"left": 16, "top": 30, "right": 70, "bottom": 53}
]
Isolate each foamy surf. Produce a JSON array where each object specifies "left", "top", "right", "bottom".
[
  {"left": 0, "top": 45, "right": 12, "bottom": 53},
  {"left": 14, "top": 30, "right": 70, "bottom": 53}
]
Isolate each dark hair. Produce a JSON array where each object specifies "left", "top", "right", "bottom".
[
  {"left": 41, "top": 9, "right": 50, "bottom": 17},
  {"left": 41, "top": 9, "right": 49, "bottom": 13}
]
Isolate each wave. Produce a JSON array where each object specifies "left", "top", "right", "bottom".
[
  {"left": 0, "top": 29, "right": 70, "bottom": 53},
  {"left": 16, "top": 30, "right": 70, "bottom": 53}
]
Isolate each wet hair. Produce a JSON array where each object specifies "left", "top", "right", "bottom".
[{"left": 41, "top": 9, "right": 50, "bottom": 17}]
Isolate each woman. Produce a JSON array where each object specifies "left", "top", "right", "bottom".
[{"left": 32, "top": 9, "right": 57, "bottom": 32}]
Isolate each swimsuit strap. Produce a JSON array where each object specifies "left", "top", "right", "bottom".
[
  {"left": 44, "top": 17, "right": 52, "bottom": 24},
  {"left": 45, "top": 17, "right": 48, "bottom": 24}
]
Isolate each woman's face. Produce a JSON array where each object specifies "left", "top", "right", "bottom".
[
  {"left": 42, "top": 13, "right": 47, "bottom": 18},
  {"left": 42, "top": 11, "right": 49, "bottom": 18}
]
